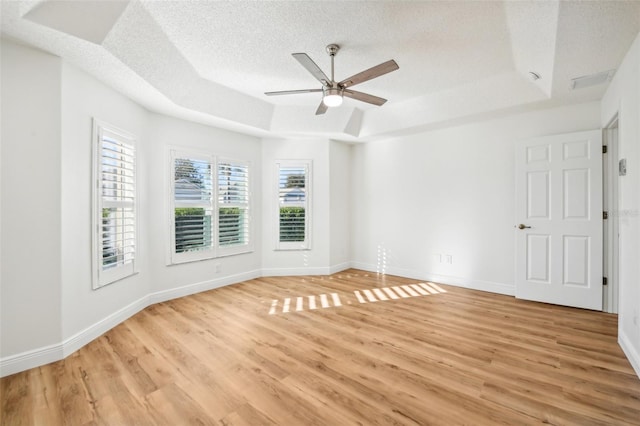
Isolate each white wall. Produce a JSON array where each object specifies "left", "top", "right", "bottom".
[
  {"left": 1, "top": 38, "right": 264, "bottom": 376},
  {"left": 259, "top": 137, "right": 351, "bottom": 275},
  {"left": 60, "top": 62, "right": 150, "bottom": 344},
  {"left": 329, "top": 140, "right": 351, "bottom": 270},
  {"left": 350, "top": 102, "right": 601, "bottom": 294},
  {"left": 601, "top": 32, "right": 640, "bottom": 376},
  {"left": 145, "top": 114, "right": 262, "bottom": 296},
  {"left": 59, "top": 61, "right": 263, "bottom": 355},
  {"left": 1, "top": 40, "right": 63, "bottom": 359},
  {"left": 261, "top": 138, "right": 331, "bottom": 275}
]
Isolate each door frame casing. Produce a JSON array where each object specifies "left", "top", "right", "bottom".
[{"left": 603, "top": 114, "right": 619, "bottom": 314}]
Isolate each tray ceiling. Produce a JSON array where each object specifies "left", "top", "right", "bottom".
[{"left": 2, "top": 0, "right": 639, "bottom": 141}]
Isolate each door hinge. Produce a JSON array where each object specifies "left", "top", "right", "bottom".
[
  {"left": 603, "top": 211, "right": 608, "bottom": 220},
  {"left": 603, "top": 145, "right": 608, "bottom": 154},
  {"left": 603, "top": 277, "right": 608, "bottom": 286}
]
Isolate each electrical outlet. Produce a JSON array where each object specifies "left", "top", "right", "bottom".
[{"left": 444, "top": 255, "right": 452, "bottom": 264}]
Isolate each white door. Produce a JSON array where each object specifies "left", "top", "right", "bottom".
[{"left": 515, "top": 130, "right": 603, "bottom": 310}]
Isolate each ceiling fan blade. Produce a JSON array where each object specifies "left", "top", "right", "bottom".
[
  {"left": 343, "top": 89, "right": 387, "bottom": 106},
  {"left": 339, "top": 60, "right": 399, "bottom": 89},
  {"left": 292, "top": 53, "right": 330, "bottom": 86},
  {"left": 315, "top": 101, "right": 328, "bottom": 115},
  {"left": 265, "top": 88, "right": 323, "bottom": 96}
]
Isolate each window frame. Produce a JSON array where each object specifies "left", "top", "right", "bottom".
[
  {"left": 168, "top": 148, "right": 253, "bottom": 265},
  {"left": 92, "top": 119, "right": 138, "bottom": 289},
  {"left": 275, "top": 160, "right": 312, "bottom": 251}
]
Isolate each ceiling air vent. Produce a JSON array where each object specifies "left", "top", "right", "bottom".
[{"left": 570, "top": 69, "right": 616, "bottom": 90}]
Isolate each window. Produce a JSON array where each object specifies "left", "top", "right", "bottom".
[
  {"left": 276, "top": 161, "right": 311, "bottom": 250},
  {"left": 172, "top": 153, "right": 214, "bottom": 263},
  {"left": 218, "top": 160, "right": 250, "bottom": 255},
  {"left": 170, "top": 150, "right": 251, "bottom": 264},
  {"left": 93, "top": 120, "right": 137, "bottom": 288}
]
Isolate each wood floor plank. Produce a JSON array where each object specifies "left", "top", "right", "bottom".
[
  {"left": 2, "top": 269, "right": 640, "bottom": 425},
  {"left": 219, "top": 403, "right": 278, "bottom": 426}
]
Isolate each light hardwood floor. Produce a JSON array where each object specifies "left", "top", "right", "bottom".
[{"left": 2, "top": 269, "right": 640, "bottom": 425}]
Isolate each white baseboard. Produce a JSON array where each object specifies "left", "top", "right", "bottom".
[
  {"left": 148, "top": 269, "right": 262, "bottom": 304},
  {"left": 619, "top": 329, "right": 640, "bottom": 379},
  {"left": 62, "top": 294, "right": 149, "bottom": 358},
  {"left": 258, "top": 262, "right": 350, "bottom": 277},
  {"left": 0, "top": 342, "right": 64, "bottom": 378},
  {"left": 329, "top": 262, "right": 352, "bottom": 274},
  {"left": 261, "top": 266, "right": 333, "bottom": 276},
  {"left": 350, "top": 262, "right": 515, "bottom": 296},
  {"left": 1, "top": 296, "right": 150, "bottom": 378},
  {"left": 0, "top": 270, "right": 262, "bottom": 378}
]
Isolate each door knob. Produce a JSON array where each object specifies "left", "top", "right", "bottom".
[{"left": 518, "top": 224, "right": 531, "bottom": 229}]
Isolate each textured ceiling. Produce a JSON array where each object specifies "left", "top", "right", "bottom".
[
  {"left": 142, "top": 1, "right": 515, "bottom": 104},
  {"left": 2, "top": 0, "right": 639, "bottom": 141}
]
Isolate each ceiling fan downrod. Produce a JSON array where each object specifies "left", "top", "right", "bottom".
[{"left": 326, "top": 44, "right": 339, "bottom": 86}]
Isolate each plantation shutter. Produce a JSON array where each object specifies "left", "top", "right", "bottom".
[
  {"left": 94, "top": 121, "right": 137, "bottom": 288},
  {"left": 101, "top": 134, "right": 135, "bottom": 269},
  {"left": 218, "top": 161, "right": 249, "bottom": 249},
  {"left": 172, "top": 155, "right": 214, "bottom": 260},
  {"left": 277, "top": 162, "right": 310, "bottom": 249}
]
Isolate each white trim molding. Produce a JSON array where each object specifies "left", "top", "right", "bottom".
[
  {"left": 261, "top": 266, "right": 333, "bottom": 277},
  {"left": 0, "top": 343, "right": 64, "bottom": 379},
  {"left": 350, "top": 262, "right": 515, "bottom": 296},
  {"left": 329, "top": 262, "right": 352, "bottom": 275},
  {"left": 1, "top": 297, "right": 148, "bottom": 378},
  {"left": 148, "top": 270, "right": 261, "bottom": 305},
  {"left": 62, "top": 295, "right": 149, "bottom": 359},
  {"left": 260, "top": 262, "right": 351, "bottom": 278},
  {"left": 619, "top": 329, "right": 640, "bottom": 379},
  {"left": 0, "top": 270, "right": 260, "bottom": 378}
]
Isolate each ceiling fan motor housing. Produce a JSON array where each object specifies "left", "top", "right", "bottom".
[{"left": 322, "top": 86, "right": 344, "bottom": 107}]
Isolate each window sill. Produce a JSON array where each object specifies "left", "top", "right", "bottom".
[
  {"left": 94, "top": 270, "right": 139, "bottom": 290},
  {"left": 274, "top": 247, "right": 311, "bottom": 252},
  {"left": 167, "top": 248, "right": 254, "bottom": 266}
]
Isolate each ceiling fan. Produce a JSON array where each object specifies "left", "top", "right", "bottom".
[{"left": 265, "top": 44, "right": 399, "bottom": 115}]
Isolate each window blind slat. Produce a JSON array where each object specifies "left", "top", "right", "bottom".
[
  {"left": 102, "top": 137, "right": 134, "bottom": 152},
  {"left": 101, "top": 155, "right": 135, "bottom": 168}
]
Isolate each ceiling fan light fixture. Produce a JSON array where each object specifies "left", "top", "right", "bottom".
[{"left": 322, "top": 88, "right": 343, "bottom": 107}]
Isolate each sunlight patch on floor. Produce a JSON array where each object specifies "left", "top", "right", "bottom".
[{"left": 268, "top": 282, "right": 446, "bottom": 315}]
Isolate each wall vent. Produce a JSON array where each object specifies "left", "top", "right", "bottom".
[{"left": 570, "top": 69, "right": 616, "bottom": 90}]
